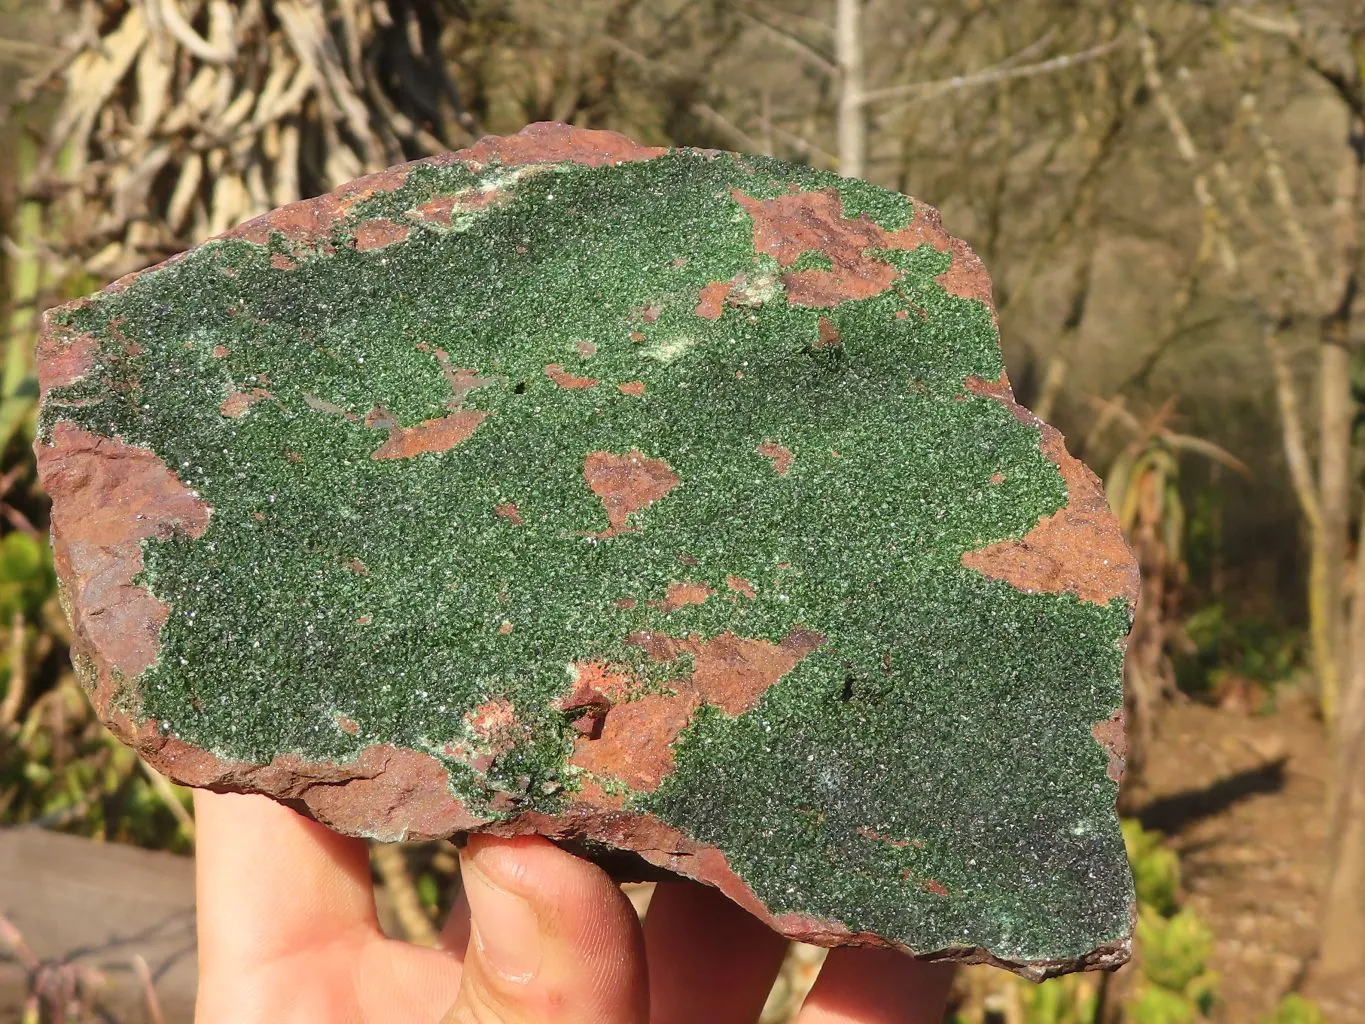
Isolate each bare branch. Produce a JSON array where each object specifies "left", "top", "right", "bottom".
[
  {"left": 690, "top": 102, "right": 764, "bottom": 153},
  {"left": 737, "top": 6, "right": 836, "bottom": 75},
  {"left": 1240, "top": 88, "right": 1326, "bottom": 298},
  {"left": 148, "top": 0, "right": 236, "bottom": 64},
  {"left": 863, "top": 35, "right": 1128, "bottom": 106},
  {"left": 0, "top": 612, "right": 25, "bottom": 727},
  {"left": 835, "top": 0, "right": 866, "bottom": 178},
  {"left": 131, "top": 955, "right": 168, "bottom": 1024},
  {"left": 371, "top": 843, "right": 440, "bottom": 947},
  {"left": 603, "top": 36, "right": 837, "bottom": 167},
  {"left": 1135, "top": 6, "right": 1237, "bottom": 274},
  {"left": 1139, "top": 5, "right": 1326, "bottom": 536},
  {"left": 764, "top": 120, "right": 839, "bottom": 169},
  {"left": 1265, "top": 322, "right": 1325, "bottom": 534},
  {"left": 740, "top": 0, "right": 832, "bottom": 40},
  {"left": 137, "top": 755, "right": 197, "bottom": 838},
  {"left": 0, "top": 36, "right": 61, "bottom": 63},
  {"left": 1223, "top": 7, "right": 1301, "bottom": 40},
  {"left": 1223, "top": 5, "right": 1365, "bottom": 120}
]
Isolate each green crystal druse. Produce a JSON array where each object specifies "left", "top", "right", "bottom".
[{"left": 38, "top": 125, "right": 1136, "bottom": 975}]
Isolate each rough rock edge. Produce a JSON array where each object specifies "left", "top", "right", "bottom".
[
  {"left": 34, "top": 121, "right": 1134, "bottom": 980},
  {"left": 959, "top": 373, "right": 1140, "bottom": 611},
  {"left": 956, "top": 372, "right": 1140, "bottom": 854}
]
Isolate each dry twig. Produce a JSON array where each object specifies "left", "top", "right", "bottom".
[
  {"left": 1, "top": 610, "right": 27, "bottom": 726},
  {"left": 372, "top": 843, "right": 440, "bottom": 947},
  {"left": 132, "top": 953, "right": 167, "bottom": 1024},
  {"left": 137, "top": 756, "right": 196, "bottom": 842}
]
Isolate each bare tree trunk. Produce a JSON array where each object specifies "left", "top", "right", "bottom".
[
  {"left": 1232, "top": 69, "right": 1361, "bottom": 724},
  {"left": 835, "top": 0, "right": 866, "bottom": 179},
  {"left": 1318, "top": 110, "right": 1365, "bottom": 977},
  {"left": 1318, "top": 342, "right": 1353, "bottom": 723},
  {"left": 1316, "top": 121, "right": 1362, "bottom": 722},
  {"left": 1120, "top": 517, "right": 1163, "bottom": 808},
  {"left": 1319, "top": 495, "right": 1365, "bottom": 977}
]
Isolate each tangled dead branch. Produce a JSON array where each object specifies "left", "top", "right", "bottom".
[{"left": 20, "top": 0, "right": 473, "bottom": 283}]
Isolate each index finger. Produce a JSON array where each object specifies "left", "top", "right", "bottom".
[
  {"left": 795, "top": 947, "right": 954, "bottom": 1024},
  {"left": 192, "top": 789, "right": 380, "bottom": 968}
]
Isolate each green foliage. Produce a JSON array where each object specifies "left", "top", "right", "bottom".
[
  {"left": 417, "top": 871, "right": 440, "bottom": 913},
  {"left": 1108, "top": 445, "right": 1187, "bottom": 566},
  {"left": 1135, "top": 907, "right": 1219, "bottom": 1018},
  {"left": 1259, "top": 994, "right": 1328, "bottom": 1024},
  {"left": 1114, "top": 822, "right": 1219, "bottom": 1023},
  {"left": 1123, "top": 819, "right": 1181, "bottom": 917},
  {"left": 0, "top": 133, "right": 43, "bottom": 458},
  {"left": 1019, "top": 973, "right": 1098, "bottom": 1024},
  {"left": 1127, "top": 982, "right": 1206, "bottom": 1024},
  {"left": 1179, "top": 603, "right": 1302, "bottom": 697},
  {"left": 1, "top": 676, "right": 195, "bottom": 852},
  {"left": 1183, "top": 485, "right": 1222, "bottom": 590},
  {"left": 0, "top": 531, "right": 55, "bottom": 621}
]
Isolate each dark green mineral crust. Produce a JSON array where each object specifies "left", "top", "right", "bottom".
[{"left": 36, "top": 123, "right": 1138, "bottom": 977}]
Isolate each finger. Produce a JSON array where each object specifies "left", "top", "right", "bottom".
[
  {"left": 441, "top": 835, "right": 648, "bottom": 1024},
  {"left": 193, "top": 789, "right": 380, "bottom": 969},
  {"left": 643, "top": 880, "right": 789, "bottom": 1024},
  {"left": 194, "top": 790, "right": 466, "bottom": 1024},
  {"left": 795, "top": 947, "right": 954, "bottom": 1024},
  {"left": 439, "top": 877, "right": 472, "bottom": 952}
]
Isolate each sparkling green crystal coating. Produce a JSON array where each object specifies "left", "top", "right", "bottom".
[{"left": 40, "top": 142, "right": 1133, "bottom": 968}]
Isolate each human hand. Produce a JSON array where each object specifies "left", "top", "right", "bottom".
[{"left": 193, "top": 789, "right": 954, "bottom": 1023}]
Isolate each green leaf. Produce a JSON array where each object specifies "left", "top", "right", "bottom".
[
  {"left": 0, "top": 384, "right": 38, "bottom": 454},
  {"left": 0, "top": 532, "right": 42, "bottom": 583},
  {"left": 0, "top": 533, "right": 56, "bottom": 621},
  {"left": 1259, "top": 994, "right": 1328, "bottom": 1024},
  {"left": 1128, "top": 983, "right": 1201, "bottom": 1024},
  {"left": 417, "top": 872, "right": 440, "bottom": 912},
  {"left": 1123, "top": 819, "right": 1181, "bottom": 916},
  {"left": 1137, "top": 907, "right": 1215, "bottom": 994},
  {"left": 1019, "top": 974, "right": 1097, "bottom": 1024}
]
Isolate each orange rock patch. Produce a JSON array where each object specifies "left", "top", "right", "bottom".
[
  {"left": 37, "top": 424, "right": 212, "bottom": 712},
  {"left": 34, "top": 320, "right": 98, "bottom": 401},
  {"left": 958, "top": 375, "right": 1138, "bottom": 608},
  {"left": 730, "top": 188, "right": 993, "bottom": 309},
  {"left": 351, "top": 219, "right": 410, "bottom": 251},
  {"left": 650, "top": 581, "right": 715, "bottom": 612},
  {"left": 371, "top": 411, "right": 487, "bottom": 460},
  {"left": 567, "top": 627, "right": 824, "bottom": 795},
  {"left": 583, "top": 450, "right": 680, "bottom": 538},
  {"left": 695, "top": 279, "right": 735, "bottom": 320},
  {"left": 628, "top": 627, "right": 825, "bottom": 716},
  {"left": 757, "top": 441, "right": 794, "bottom": 476},
  {"left": 726, "top": 576, "right": 757, "bottom": 599},
  {"left": 455, "top": 122, "right": 668, "bottom": 171},
  {"left": 219, "top": 388, "right": 274, "bottom": 418},
  {"left": 545, "top": 364, "right": 599, "bottom": 389}
]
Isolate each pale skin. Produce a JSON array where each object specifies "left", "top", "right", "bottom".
[{"left": 193, "top": 790, "right": 955, "bottom": 1024}]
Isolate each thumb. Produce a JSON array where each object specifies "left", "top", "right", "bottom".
[{"left": 441, "top": 834, "right": 649, "bottom": 1024}]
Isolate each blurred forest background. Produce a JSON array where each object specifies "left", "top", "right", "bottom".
[{"left": 1, "top": 0, "right": 1364, "bottom": 1021}]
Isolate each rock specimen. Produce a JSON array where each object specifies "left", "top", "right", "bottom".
[{"left": 36, "top": 122, "right": 1138, "bottom": 979}]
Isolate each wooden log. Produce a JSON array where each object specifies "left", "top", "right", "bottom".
[{"left": 0, "top": 827, "right": 197, "bottom": 1022}]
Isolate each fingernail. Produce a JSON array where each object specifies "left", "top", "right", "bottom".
[{"left": 462, "top": 849, "right": 543, "bottom": 983}]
